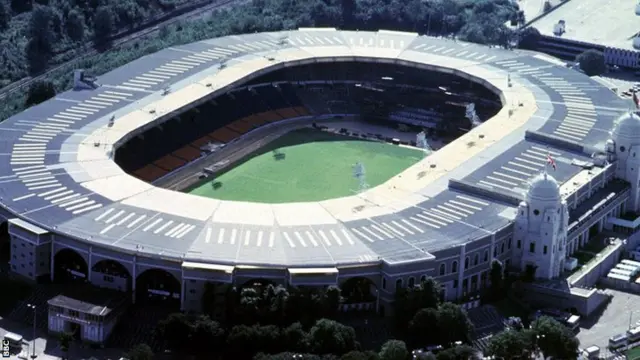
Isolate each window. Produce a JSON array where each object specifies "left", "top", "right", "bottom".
[
  {"left": 453, "top": 279, "right": 458, "bottom": 288},
  {"left": 189, "top": 289, "right": 196, "bottom": 294},
  {"left": 543, "top": 245, "right": 548, "bottom": 255},
  {"left": 484, "top": 250, "right": 489, "bottom": 262},
  {"left": 420, "top": 275, "right": 426, "bottom": 283},
  {"left": 439, "top": 263, "right": 446, "bottom": 276},
  {"left": 507, "top": 238, "right": 512, "bottom": 249},
  {"left": 395, "top": 279, "right": 403, "bottom": 291},
  {"left": 620, "top": 146, "right": 626, "bottom": 152},
  {"left": 501, "top": 243, "right": 505, "bottom": 253},
  {"left": 474, "top": 254, "right": 479, "bottom": 266},
  {"left": 529, "top": 242, "right": 536, "bottom": 253},
  {"left": 452, "top": 261, "right": 458, "bottom": 273},
  {"left": 533, "top": 209, "right": 540, "bottom": 216},
  {"left": 408, "top": 277, "right": 415, "bottom": 288},
  {"left": 493, "top": 247, "right": 497, "bottom": 257},
  {"left": 382, "top": 277, "right": 387, "bottom": 290},
  {"left": 69, "top": 310, "right": 80, "bottom": 318},
  {"left": 464, "top": 257, "right": 470, "bottom": 270},
  {"left": 517, "top": 240, "right": 521, "bottom": 249}
]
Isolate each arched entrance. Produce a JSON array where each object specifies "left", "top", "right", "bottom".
[
  {"left": 91, "top": 259, "right": 132, "bottom": 292},
  {"left": 0, "top": 221, "right": 9, "bottom": 266},
  {"left": 53, "top": 248, "right": 88, "bottom": 283},
  {"left": 340, "top": 276, "right": 377, "bottom": 304},
  {"left": 135, "top": 268, "right": 181, "bottom": 308}
]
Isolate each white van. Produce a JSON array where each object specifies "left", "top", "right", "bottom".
[
  {"left": 583, "top": 345, "right": 600, "bottom": 359},
  {"left": 608, "top": 333, "right": 628, "bottom": 350}
]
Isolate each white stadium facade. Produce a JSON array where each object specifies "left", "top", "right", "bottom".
[{"left": 1, "top": 28, "right": 639, "bottom": 317}]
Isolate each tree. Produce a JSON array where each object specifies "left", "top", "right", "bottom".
[
  {"left": 26, "top": 6, "right": 53, "bottom": 74},
  {"left": 435, "top": 344, "right": 478, "bottom": 360},
  {"left": 191, "top": 315, "right": 226, "bottom": 358},
  {"left": 393, "top": 277, "right": 442, "bottom": 333},
  {"left": 58, "top": 332, "right": 74, "bottom": 360},
  {"left": 0, "top": 1, "right": 9, "bottom": 31},
  {"left": 10, "top": 0, "right": 32, "bottom": 13},
  {"left": 341, "top": 0, "right": 355, "bottom": 28},
  {"left": 282, "top": 322, "right": 310, "bottom": 354},
  {"left": 155, "top": 313, "right": 192, "bottom": 354},
  {"left": 486, "top": 329, "right": 533, "bottom": 359},
  {"left": 93, "top": 6, "right": 113, "bottom": 47},
  {"left": 518, "top": 26, "right": 540, "bottom": 50},
  {"left": 408, "top": 308, "right": 439, "bottom": 348},
  {"left": 436, "top": 303, "right": 474, "bottom": 345},
  {"left": 65, "top": 9, "right": 85, "bottom": 41},
  {"left": 125, "top": 343, "right": 154, "bottom": 360},
  {"left": 25, "top": 80, "right": 56, "bottom": 107},
  {"left": 531, "top": 316, "right": 580, "bottom": 359},
  {"left": 576, "top": 49, "right": 607, "bottom": 76},
  {"left": 341, "top": 351, "right": 380, "bottom": 360},
  {"left": 436, "top": 345, "right": 480, "bottom": 360},
  {"left": 379, "top": 340, "right": 408, "bottom": 360},
  {"left": 415, "top": 354, "right": 437, "bottom": 360},
  {"left": 309, "top": 319, "right": 358, "bottom": 356}
]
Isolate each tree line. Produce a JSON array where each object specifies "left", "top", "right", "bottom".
[
  {"left": 126, "top": 279, "right": 479, "bottom": 360},
  {"left": 3, "top": 0, "right": 520, "bottom": 122},
  {"left": 123, "top": 266, "right": 580, "bottom": 360}
]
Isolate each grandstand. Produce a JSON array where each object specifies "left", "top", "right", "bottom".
[
  {"left": 118, "top": 83, "right": 311, "bottom": 183},
  {"left": 116, "top": 62, "right": 501, "bottom": 187}
]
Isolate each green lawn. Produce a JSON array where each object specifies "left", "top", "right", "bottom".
[
  {"left": 187, "top": 128, "right": 423, "bottom": 203},
  {"left": 628, "top": 346, "right": 640, "bottom": 360}
]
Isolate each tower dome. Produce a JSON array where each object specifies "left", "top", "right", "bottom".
[
  {"left": 526, "top": 172, "right": 560, "bottom": 202},
  {"left": 611, "top": 111, "right": 640, "bottom": 143}
]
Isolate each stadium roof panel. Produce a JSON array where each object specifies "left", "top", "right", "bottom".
[
  {"left": 0, "top": 29, "right": 629, "bottom": 268},
  {"left": 534, "top": 0, "right": 639, "bottom": 51}
]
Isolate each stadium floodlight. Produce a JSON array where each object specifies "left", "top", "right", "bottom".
[
  {"left": 353, "top": 161, "right": 369, "bottom": 193},
  {"left": 465, "top": 103, "right": 482, "bottom": 128}
]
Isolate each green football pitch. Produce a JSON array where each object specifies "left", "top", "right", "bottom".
[{"left": 186, "top": 128, "right": 423, "bottom": 203}]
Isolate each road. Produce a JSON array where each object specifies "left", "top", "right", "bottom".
[{"left": 0, "top": 0, "right": 237, "bottom": 101}]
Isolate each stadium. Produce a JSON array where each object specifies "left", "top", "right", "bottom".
[{"left": 0, "top": 28, "right": 636, "bottom": 326}]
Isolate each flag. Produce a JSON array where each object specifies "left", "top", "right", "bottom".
[
  {"left": 633, "top": 91, "right": 640, "bottom": 109},
  {"left": 547, "top": 153, "right": 557, "bottom": 171}
]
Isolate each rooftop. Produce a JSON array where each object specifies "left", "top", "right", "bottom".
[
  {"left": 48, "top": 286, "right": 129, "bottom": 317},
  {"left": 534, "top": 0, "right": 640, "bottom": 50}
]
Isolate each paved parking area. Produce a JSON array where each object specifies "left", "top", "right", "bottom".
[{"left": 577, "top": 290, "right": 640, "bottom": 352}]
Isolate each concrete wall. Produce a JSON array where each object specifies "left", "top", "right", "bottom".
[{"left": 570, "top": 243, "right": 623, "bottom": 288}]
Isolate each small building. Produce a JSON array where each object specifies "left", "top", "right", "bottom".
[{"left": 47, "top": 287, "right": 128, "bottom": 345}]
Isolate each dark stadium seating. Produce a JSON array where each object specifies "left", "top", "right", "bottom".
[{"left": 115, "top": 83, "right": 311, "bottom": 182}]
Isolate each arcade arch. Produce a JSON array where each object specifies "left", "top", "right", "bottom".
[
  {"left": 135, "top": 268, "right": 181, "bottom": 308},
  {"left": 91, "top": 259, "right": 132, "bottom": 292},
  {"left": 339, "top": 276, "right": 377, "bottom": 303},
  {"left": 53, "top": 248, "right": 88, "bottom": 283}
]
